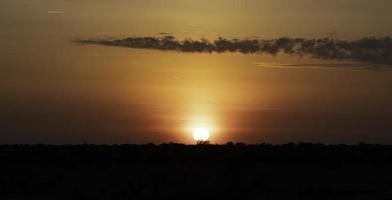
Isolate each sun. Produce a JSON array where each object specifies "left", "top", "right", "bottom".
[{"left": 192, "top": 127, "right": 210, "bottom": 142}]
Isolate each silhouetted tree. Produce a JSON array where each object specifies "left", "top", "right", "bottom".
[{"left": 196, "top": 140, "right": 210, "bottom": 145}]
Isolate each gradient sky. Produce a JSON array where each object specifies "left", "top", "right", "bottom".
[{"left": 1, "top": 0, "right": 392, "bottom": 144}]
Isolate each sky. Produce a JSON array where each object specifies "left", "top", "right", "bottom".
[{"left": 1, "top": 0, "right": 392, "bottom": 144}]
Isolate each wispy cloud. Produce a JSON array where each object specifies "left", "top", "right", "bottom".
[
  {"left": 74, "top": 35, "right": 392, "bottom": 65},
  {"left": 253, "top": 62, "right": 383, "bottom": 70},
  {"left": 46, "top": 10, "right": 65, "bottom": 14}
]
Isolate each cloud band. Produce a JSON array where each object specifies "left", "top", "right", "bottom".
[{"left": 75, "top": 35, "right": 392, "bottom": 65}]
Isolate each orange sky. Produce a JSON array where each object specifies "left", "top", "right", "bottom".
[{"left": 1, "top": 0, "right": 392, "bottom": 144}]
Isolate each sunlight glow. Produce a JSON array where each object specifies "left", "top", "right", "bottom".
[{"left": 192, "top": 127, "right": 210, "bottom": 141}]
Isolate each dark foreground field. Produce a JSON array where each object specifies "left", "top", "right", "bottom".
[{"left": 1, "top": 143, "right": 392, "bottom": 200}]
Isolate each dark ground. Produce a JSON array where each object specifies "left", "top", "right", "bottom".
[{"left": 1, "top": 143, "right": 392, "bottom": 200}]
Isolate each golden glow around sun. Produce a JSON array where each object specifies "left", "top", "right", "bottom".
[
  {"left": 192, "top": 127, "right": 210, "bottom": 141},
  {"left": 185, "top": 115, "right": 217, "bottom": 143}
]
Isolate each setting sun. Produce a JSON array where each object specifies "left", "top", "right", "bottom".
[{"left": 192, "top": 127, "right": 210, "bottom": 142}]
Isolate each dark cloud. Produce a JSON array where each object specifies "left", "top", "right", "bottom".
[
  {"left": 156, "top": 32, "right": 172, "bottom": 35},
  {"left": 75, "top": 35, "right": 392, "bottom": 65}
]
